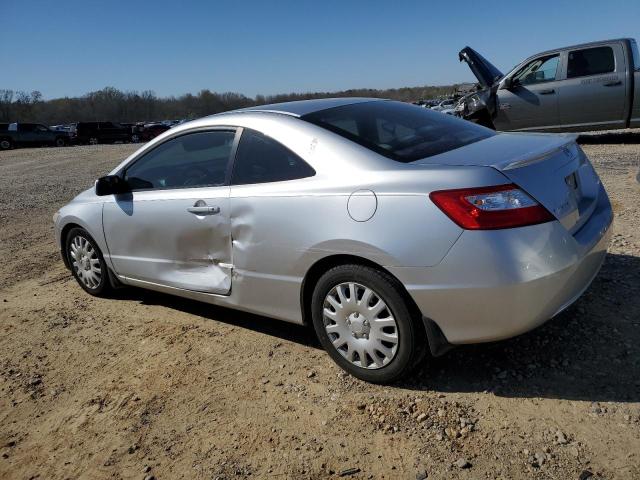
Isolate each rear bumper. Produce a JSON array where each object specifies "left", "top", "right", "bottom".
[{"left": 390, "top": 185, "right": 613, "bottom": 344}]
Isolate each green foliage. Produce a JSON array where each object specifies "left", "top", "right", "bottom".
[{"left": 0, "top": 84, "right": 459, "bottom": 124}]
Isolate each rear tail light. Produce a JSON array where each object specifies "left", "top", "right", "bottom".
[{"left": 429, "top": 184, "right": 554, "bottom": 230}]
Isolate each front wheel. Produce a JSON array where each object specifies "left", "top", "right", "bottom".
[
  {"left": 0, "top": 138, "right": 12, "bottom": 150},
  {"left": 66, "top": 227, "right": 112, "bottom": 296},
  {"left": 89, "top": 137, "right": 99, "bottom": 145},
  {"left": 55, "top": 137, "right": 66, "bottom": 147},
  {"left": 311, "top": 264, "right": 425, "bottom": 383}
]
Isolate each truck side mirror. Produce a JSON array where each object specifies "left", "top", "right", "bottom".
[
  {"left": 501, "top": 77, "right": 514, "bottom": 90},
  {"left": 95, "top": 175, "right": 129, "bottom": 196}
]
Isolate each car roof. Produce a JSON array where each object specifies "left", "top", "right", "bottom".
[
  {"left": 530, "top": 38, "right": 633, "bottom": 58},
  {"left": 223, "top": 97, "right": 383, "bottom": 118}
]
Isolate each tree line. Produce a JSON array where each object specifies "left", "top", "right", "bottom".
[{"left": 0, "top": 84, "right": 459, "bottom": 125}]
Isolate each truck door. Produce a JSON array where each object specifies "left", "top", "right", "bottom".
[
  {"left": 557, "top": 43, "right": 627, "bottom": 129},
  {"left": 494, "top": 54, "right": 561, "bottom": 131},
  {"left": 17, "top": 123, "right": 39, "bottom": 143}
]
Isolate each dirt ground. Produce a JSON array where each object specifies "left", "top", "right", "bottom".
[{"left": 0, "top": 133, "right": 639, "bottom": 480}]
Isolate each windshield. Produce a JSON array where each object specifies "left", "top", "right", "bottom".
[{"left": 302, "top": 100, "right": 494, "bottom": 163}]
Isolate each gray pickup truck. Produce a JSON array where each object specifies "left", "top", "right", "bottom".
[
  {"left": 0, "top": 122, "right": 72, "bottom": 150},
  {"left": 457, "top": 38, "right": 640, "bottom": 132}
]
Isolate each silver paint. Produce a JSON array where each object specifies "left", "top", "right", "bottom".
[{"left": 55, "top": 98, "right": 612, "bottom": 346}]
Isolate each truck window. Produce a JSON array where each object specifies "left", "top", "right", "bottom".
[
  {"left": 513, "top": 55, "right": 559, "bottom": 85},
  {"left": 567, "top": 46, "right": 615, "bottom": 78},
  {"left": 631, "top": 40, "right": 640, "bottom": 72}
]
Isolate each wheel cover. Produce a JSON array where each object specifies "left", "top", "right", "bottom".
[
  {"left": 323, "top": 282, "right": 399, "bottom": 369},
  {"left": 69, "top": 235, "right": 102, "bottom": 289}
]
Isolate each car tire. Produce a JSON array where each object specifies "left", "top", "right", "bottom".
[
  {"left": 131, "top": 134, "right": 140, "bottom": 143},
  {"left": 0, "top": 138, "right": 12, "bottom": 150},
  {"left": 89, "top": 137, "right": 99, "bottom": 145},
  {"left": 311, "top": 264, "right": 425, "bottom": 383},
  {"left": 65, "top": 227, "right": 112, "bottom": 297},
  {"left": 55, "top": 137, "right": 66, "bottom": 147}
]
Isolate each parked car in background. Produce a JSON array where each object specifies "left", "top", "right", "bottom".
[
  {"left": 0, "top": 122, "right": 72, "bottom": 150},
  {"left": 458, "top": 38, "right": 640, "bottom": 132},
  {"left": 74, "top": 122, "right": 133, "bottom": 145},
  {"left": 431, "top": 99, "right": 455, "bottom": 111},
  {"left": 54, "top": 98, "right": 612, "bottom": 383},
  {"left": 137, "top": 123, "right": 171, "bottom": 142}
]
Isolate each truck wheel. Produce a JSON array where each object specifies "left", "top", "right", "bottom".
[
  {"left": 0, "top": 138, "right": 12, "bottom": 150},
  {"left": 55, "top": 137, "right": 66, "bottom": 147},
  {"left": 131, "top": 134, "right": 140, "bottom": 143},
  {"left": 89, "top": 137, "right": 99, "bottom": 145}
]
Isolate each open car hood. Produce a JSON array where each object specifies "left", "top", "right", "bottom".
[{"left": 459, "top": 46, "right": 504, "bottom": 89}]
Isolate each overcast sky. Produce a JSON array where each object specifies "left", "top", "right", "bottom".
[{"left": 2, "top": 0, "right": 639, "bottom": 99}]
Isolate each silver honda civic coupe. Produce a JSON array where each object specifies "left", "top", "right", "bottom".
[{"left": 53, "top": 98, "right": 612, "bottom": 383}]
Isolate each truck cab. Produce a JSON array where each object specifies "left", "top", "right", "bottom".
[{"left": 459, "top": 38, "right": 640, "bottom": 132}]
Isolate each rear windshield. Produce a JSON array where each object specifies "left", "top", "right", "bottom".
[{"left": 302, "top": 101, "right": 494, "bottom": 162}]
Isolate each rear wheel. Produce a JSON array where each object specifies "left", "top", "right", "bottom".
[
  {"left": 0, "top": 138, "right": 12, "bottom": 150},
  {"left": 311, "top": 264, "right": 425, "bottom": 383},
  {"left": 55, "top": 137, "right": 66, "bottom": 147},
  {"left": 89, "top": 137, "right": 99, "bottom": 145},
  {"left": 66, "top": 228, "right": 112, "bottom": 296}
]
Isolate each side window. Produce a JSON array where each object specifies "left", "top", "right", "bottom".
[
  {"left": 567, "top": 46, "right": 615, "bottom": 78},
  {"left": 631, "top": 40, "right": 640, "bottom": 72},
  {"left": 376, "top": 118, "right": 414, "bottom": 145},
  {"left": 18, "top": 124, "right": 36, "bottom": 132},
  {"left": 231, "top": 129, "right": 315, "bottom": 185},
  {"left": 513, "top": 55, "right": 559, "bottom": 85},
  {"left": 124, "top": 130, "right": 236, "bottom": 190}
]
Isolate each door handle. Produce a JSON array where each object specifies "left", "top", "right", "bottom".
[
  {"left": 187, "top": 205, "right": 220, "bottom": 215},
  {"left": 603, "top": 80, "right": 622, "bottom": 87},
  {"left": 539, "top": 89, "right": 555, "bottom": 95}
]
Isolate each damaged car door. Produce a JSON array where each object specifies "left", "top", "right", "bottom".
[{"left": 102, "top": 129, "right": 237, "bottom": 294}]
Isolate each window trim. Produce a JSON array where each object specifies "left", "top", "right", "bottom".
[
  {"left": 566, "top": 45, "right": 616, "bottom": 80},
  {"left": 229, "top": 127, "right": 316, "bottom": 186},
  {"left": 118, "top": 126, "right": 241, "bottom": 193}
]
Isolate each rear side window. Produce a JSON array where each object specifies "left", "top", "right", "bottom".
[
  {"left": 567, "top": 46, "right": 615, "bottom": 78},
  {"left": 231, "top": 129, "right": 315, "bottom": 185},
  {"left": 302, "top": 100, "right": 494, "bottom": 163},
  {"left": 631, "top": 40, "right": 640, "bottom": 72}
]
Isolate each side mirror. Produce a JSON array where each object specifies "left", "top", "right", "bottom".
[
  {"left": 501, "top": 77, "right": 514, "bottom": 90},
  {"left": 95, "top": 175, "right": 129, "bottom": 196}
]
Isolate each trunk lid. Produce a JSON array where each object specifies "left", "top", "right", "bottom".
[
  {"left": 459, "top": 47, "right": 504, "bottom": 88},
  {"left": 415, "top": 132, "right": 602, "bottom": 234}
]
